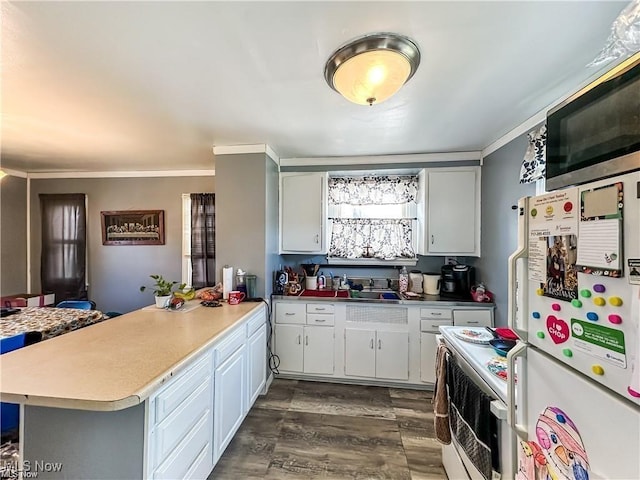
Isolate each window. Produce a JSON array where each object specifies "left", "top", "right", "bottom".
[
  {"left": 39, "top": 193, "right": 87, "bottom": 302},
  {"left": 182, "top": 193, "right": 215, "bottom": 287},
  {"left": 327, "top": 175, "right": 418, "bottom": 262},
  {"left": 181, "top": 194, "right": 192, "bottom": 285}
]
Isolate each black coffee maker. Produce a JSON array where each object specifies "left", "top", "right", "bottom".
[{"left": 440, "top": 264, "right": 475, "bottom": 299}]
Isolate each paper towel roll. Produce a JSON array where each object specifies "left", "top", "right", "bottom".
[{"left": 222, "top": 266, "right": 233, "bottom": 300}]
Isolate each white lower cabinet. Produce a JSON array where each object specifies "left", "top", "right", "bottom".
[
  {"left": 246, "top": 323, "right": 267, "bottom": 409},
  {"left": 148, "top": 306, "right": 267, "bottom": 479},
  {"left": 344, "top": 329, "right": 409, "bottom": 380},
  {"left": 275, "top": 324, "right": 334, "bottom": 375}
]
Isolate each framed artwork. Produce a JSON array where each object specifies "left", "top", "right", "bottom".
[{"left": 101, "top": 210, "right": 165, "bottom": 246}]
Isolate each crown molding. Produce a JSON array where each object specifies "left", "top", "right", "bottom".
[
  {"left": 280, "top": 151, "right": 481, "bottom": 167},
  {"left": 27, "top": 170, "right": 215, "bottom": 179},
  {"left": 213, "top": 144, "right": 280, "bottom": 165},
  {"left": 1, "top": 168, "right": 28, "bottom": 178}
]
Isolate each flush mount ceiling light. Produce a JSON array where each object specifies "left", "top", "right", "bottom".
[{"left": 324, "top": 32, "right": 420, "bottom": 106}]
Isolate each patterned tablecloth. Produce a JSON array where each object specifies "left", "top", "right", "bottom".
[{"left": 0, "top": 307, "right": 107, "bottom": 341}]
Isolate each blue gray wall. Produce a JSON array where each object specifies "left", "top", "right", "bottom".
[
  {"left": 470, "top": 134, "right": 537, "bottom": 326},
  {"left": 215, "top": 152, "right": 280, "bottom": 299},
  {"left": 30, "top": 176, "right": 214, "bottom": 313},
  {"left": 1, "top": 175, "right": 28, "bottom": 295}
]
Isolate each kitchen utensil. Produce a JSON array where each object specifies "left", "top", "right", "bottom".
[
  {"left": 489, "top": 338, "right": 517, "bottom": 357},
  {"left": 453, "top": 328, "right": 494, "bottom": 344},
  {"left": 305, "top": 276, "right": 318, "bottom": 290},
  {"left": 228, "top": 290, "right": 246, "bottom": 305},
  {"left": 494, "top": 327, "right": 519, "bottom": 341}
]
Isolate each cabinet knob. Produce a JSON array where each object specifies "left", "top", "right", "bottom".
[
  {"left": 297, "top": 335, "right": 301, "bottom": 345},
  {"left": 315, "top": 234, "right": 319, "bottom": 244},
  {"left": 305, "top": 335, "right": 309, "bottom": 346},
  {"left": 315, "top": 318, "right": 326, "bottom": 323},
  {"left": 370, "top": 339, "right": 374, "bottom": 349},
  {"left": 431, "top": 235, "right": 434, "bottom": 245},
  {"left": 378, "top": 339, "right": 382, "bottom": 350}
]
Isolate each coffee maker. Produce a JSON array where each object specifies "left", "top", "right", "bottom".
[{"left": 440, "top": 264, "right": 475, "bottom": 299}]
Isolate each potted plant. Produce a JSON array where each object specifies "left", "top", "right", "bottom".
[{"left": 140, "top": 274, "right": 185, "bottom": 308}]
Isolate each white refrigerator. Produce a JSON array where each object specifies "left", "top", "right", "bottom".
[{"left": 507, "top": 171, "right": 640, "bottom": 480}]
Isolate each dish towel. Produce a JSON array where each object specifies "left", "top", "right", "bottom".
[
  {"left": 447, "top": 358, "right": 500, "bottom": 480},
  {"left": 433, "top": 342, "right": 451, "bottom": 444}
]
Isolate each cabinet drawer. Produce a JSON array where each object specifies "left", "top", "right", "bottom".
[
  {"left": 420, "top": 319, "right": 453, "bottom": 333},
  {"left": 420, "top": 308, "right": 452, "bottom": 320},
  {"left": 214, "top": 327, "right": 245, "bottom": 365},
  {"left": 154, "top": 354, "right": 211, "bottom": 424},
  {"left": 153, "top": 411, "right": 212, "bottom": 480},
  {"left": 275, "top": 302, "right": 306, "bottom": 324},
  {"left": 453, "top": 309, "right": 493, "bottom": 327},
  {"left": 306, "top": 303, "right": 334, "bottom": 314},
  {"left": 246, "top": 310, "right": 266, "bottom": 336},
  {"left": 153, "top": 378, "right": 212, "bottom": 467},
  {"left": 306, "top": 313, "right": 335, "bottom": 326}
]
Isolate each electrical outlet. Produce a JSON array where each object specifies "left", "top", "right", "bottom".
[{"left": 445, "top": 256, "right": 457, "bottom": 265}]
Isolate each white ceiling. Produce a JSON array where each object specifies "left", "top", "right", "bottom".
[{"left": 0, "top": 1, "right": 630, "bottom": 173}]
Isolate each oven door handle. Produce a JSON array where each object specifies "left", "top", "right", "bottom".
[{"left": 507, "top": 341, "right": 528, "bottom": 440}]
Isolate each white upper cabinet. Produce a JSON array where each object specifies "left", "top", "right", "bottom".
[
  {"left": 417, "top": 167, "right": 481, "bottom": 256},
  {"left": 280, "top": 172, "right": 327, "bottom": 253}
]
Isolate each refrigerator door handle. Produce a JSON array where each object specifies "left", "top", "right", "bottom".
[
  {"left": 508, "top": 196, "right": 529, "bottom": 341},
  {"left": 507, "top": 341, "right": 528, "bottom": 440}
]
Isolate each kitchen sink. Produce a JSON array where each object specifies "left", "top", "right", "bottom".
[{"left": 350, "top": 290, "right": 401, "bottom": 300}]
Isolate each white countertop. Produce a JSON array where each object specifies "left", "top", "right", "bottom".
[{"left": 439, "top": 325, "right": 510, "bottom": 404}]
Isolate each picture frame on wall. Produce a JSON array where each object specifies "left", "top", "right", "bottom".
[{"left": 101, "top": 210, "right": 165, "bottom": 246}]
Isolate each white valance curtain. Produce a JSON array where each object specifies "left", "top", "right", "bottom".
[
  {"left": 328, "top": 175, "right": 418, "bottom": 260},
  {"left": 519, "top": 124, "right": 547, "bottom": 184},
  {"left": 328, "top": 175, "right": 418, "bottom": 205}
]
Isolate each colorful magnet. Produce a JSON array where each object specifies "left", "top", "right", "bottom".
[
  {"left": 591, "top": 365, "right": 605, "bottom": 376},
  {"left": 609, "top": 296, "right": 623, "bottom": 307},
  {"left": 593, "top": 297, "right": 606, "bottom": 306},
  {"left": 593, "top": 284, "right": 606, "bottom": 293},
  {"left": 580, "top": 289, "right": 591, "bottom": 298},
  {"left": 532, "top": 312, "right": 541, "bottom": 319},
  {"left": 608, "top": 314, "right": 622, "bottom": 325},
  {"left": 571, "top": 299, "right": 583, "bottom": 308},
  {"left": 562, "top": 348, "right": 573, "bottom": 358},
  {"left": 537, "top": 331, "right": 545, "bottom": 339},
  {"left": 551, "top": 303, "right": 561, "bottom": 311},
  {"left": 628, "top": 387, "right": 640, "bottom": 398},
  {"left": 536, "top": 288, "right": 544, "bottom": 296},
  {"left": 546, "top": 317, "right": 570, "bottom": 344},
  {"left": 586, "top": 312, "right": 598, "bottom": 321}
]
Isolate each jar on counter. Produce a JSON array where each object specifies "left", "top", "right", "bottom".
[{"left": 399, "top": 266, "right": 409, "bottom": 293}]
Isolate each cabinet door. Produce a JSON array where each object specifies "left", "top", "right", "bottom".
[
  {"left": 281, "top": 173, "right": 326, "bottom": 253},
  {"left": 274, "top": 324, "right": 303, "bottom": 373},
  {"left": 376, "top": 331, "right": 409, "bottom": 380},
  {"left": 303, "top": 326, "right": 334, "bottom": 375},
  {"left": 420, "top": 332, "right": 439, "bottom": 383},
  {"left": 213, "top": 346, "right": 246, "bottom": 462},
  {"left": 247, "top": 324, "right": 267, "bottom": 408},
  {"left": 427, "top": 169, "right": 478, "bottom": 255},
  {"left": 344, "top": 329, "right": 376, "bottom": 378}
]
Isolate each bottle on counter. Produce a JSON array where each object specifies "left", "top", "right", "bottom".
[
  {"left": 399, "top": 266, "right": 409, "bottom": 293},
  {"left": 318, "top": 272, "right": 326, "bottom": 289}
]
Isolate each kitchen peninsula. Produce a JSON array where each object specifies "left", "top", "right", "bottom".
[{"left": 0, "top": 301, "right": 267, "bottom": 479}]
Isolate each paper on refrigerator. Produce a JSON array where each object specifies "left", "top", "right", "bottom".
[{"left": 527, "top": 188, "right": 579, "bottom": 302}]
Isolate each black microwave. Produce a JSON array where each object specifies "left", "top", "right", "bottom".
[{"left": 546, "top": 52, "right": 640, "bottom": 191}]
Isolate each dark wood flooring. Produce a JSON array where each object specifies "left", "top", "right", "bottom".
[{"left": 209, "top": 379, "right": 447, "bottom": 479}]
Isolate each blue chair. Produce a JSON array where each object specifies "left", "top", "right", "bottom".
[
  {"left": 1, "top": 333, "right": 26, "bottom": 437},
  {"left": 56, "top": 300, "right": 96, "bottom": 310}
]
